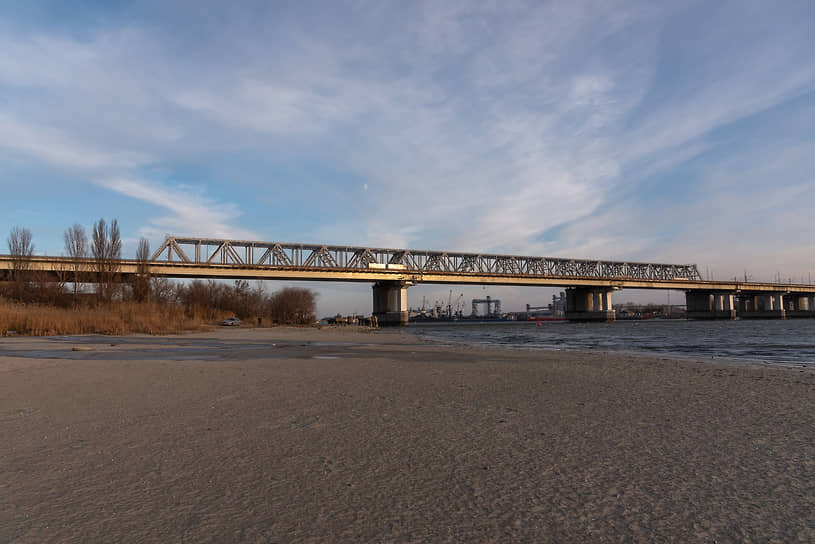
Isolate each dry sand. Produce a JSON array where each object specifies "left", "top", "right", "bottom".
[{"left": 1, "top": 326, "right": 813, "bottom": 543}]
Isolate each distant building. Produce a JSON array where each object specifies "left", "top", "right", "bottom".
[{"left": 524, "top": 291, "right": 566, "bottom": 319}]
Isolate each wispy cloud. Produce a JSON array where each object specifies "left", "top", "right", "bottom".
[
  {"left": 0, "top": 114, "right": 147, "bottom": 170},
  {"left": 97, "top": 177, "right": 258, "bottom": 240}
]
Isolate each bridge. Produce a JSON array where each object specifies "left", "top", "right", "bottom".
[{"left": 2, "top": 235, "right": 815, "bottom": 324}]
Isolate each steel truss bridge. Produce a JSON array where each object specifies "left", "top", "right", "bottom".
[
  {"left": 1, "top": 235, "right": 815, "bottom": 293},
  {"left": 147, "top": 237, "right": 704, "bottom": 285}
]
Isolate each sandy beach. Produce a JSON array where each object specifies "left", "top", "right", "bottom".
[{"left": 1, "top": 327, "right": 813, "bottom": 543}]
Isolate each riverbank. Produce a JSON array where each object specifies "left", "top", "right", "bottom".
[{"left": 2, "top": 327, "right": 813, "bottom": 542}]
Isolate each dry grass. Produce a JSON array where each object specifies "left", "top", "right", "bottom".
[{"left": 0, "top": 300, "right": 220, "bottom": 336}]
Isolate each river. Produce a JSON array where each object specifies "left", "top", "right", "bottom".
[{"left": 409, "top": 319, "right": 815, "bottom": 368}]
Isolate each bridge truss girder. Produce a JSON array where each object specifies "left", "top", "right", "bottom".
[{"left": 150, "top": 236, "right": 702, "bottom": 282}]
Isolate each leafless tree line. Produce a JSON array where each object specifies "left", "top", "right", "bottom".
[
  {"left": 4, "top": 222, "right": 316, "bottom": 324},
  {"left": 173, "top": 280, "right": 316, "bottom": 324},
  {"left": 5, "top": 220, "right": 125, "bottom": 303}
]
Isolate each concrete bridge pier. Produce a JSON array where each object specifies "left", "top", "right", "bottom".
[
  {"left": 685, "top": 291, "right": 711, "bottom": 319},
  {"left": 738, "top": 293, "right": 786, "bottom": 319},
  {"left": 372, "top": 280, "right": 410, "bottom": 326},
  {"left": 565, "top": 287, "right": 615, "bottom": 322},
  {"left": 713, "top": 293, "right": 737, "bottom": 319},
  {"left": 785, "top": 294, "right": 815, "bottom": 318},
  {"left": 686, "top": 291, "right": 736, "bottom": 319}
]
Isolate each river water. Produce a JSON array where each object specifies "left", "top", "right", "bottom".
[{"left": 409, "top": 319, "right": 815, "bottom": 368}]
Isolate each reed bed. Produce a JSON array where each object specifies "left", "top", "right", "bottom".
[{"left": 0, "top": 300, "right": 218, "bottom": 336}]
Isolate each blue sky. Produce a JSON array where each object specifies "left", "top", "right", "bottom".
[{"left": 2, "top": 1, "right": 815, "bottom": 315}]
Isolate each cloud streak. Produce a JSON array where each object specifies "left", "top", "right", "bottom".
[
  {"left": 0, "top": 114, "right": 148, "bottom": 170},
  {"left": 97, "top": 177, "right": 258, "bottom": 240}
]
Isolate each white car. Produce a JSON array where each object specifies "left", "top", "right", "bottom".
[{"left": 221, "top": 317, "right": 242, "bottom": 326}]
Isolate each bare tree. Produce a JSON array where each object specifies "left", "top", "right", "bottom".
[
  {"left": 132, "top": 237, "right": 151, "bottom": 302},
  {"left": 64, "top": 223, "right": 88, "bottom": 295},
  {"left": 33, "top": 264, "right": 67, "bottom": 305},
  {"left": 8, "top": 226, "right": 34, "bottom": 263},
  {"left": 64, "top": 223, "right": 88, "bottom": 259},
  {"left": 268, "top": 287, "right": 317, "bottom": 324},
  {"left": 150, "top": 276, "right": 175, "bottom": 304},
  {"left": 92, "top": 218, "right": 122, "bottom": 303},
  {"left": 7, "top": 226, "right": 34, "bottom": 298}
]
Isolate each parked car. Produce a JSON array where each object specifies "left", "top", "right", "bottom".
[{"left": 221, "top": 317, "right": 241, "bottom": 326}]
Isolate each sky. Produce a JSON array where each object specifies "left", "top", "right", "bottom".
[{"left": 2, "top": 0, "right": 815, "bottom": 315}]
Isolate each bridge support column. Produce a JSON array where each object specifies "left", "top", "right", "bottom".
[
  {"left": 737, "top": 293, "right": 786, "bottom": 319},
  {"left": 372, "top": 281, "right": 410, "bottom": 326},
  {"left": 685, "top": 291, "right": 711, "bottom": 316},
  {"left": 714, "top": 292, "right": 737, "bottom": 319},
  {"left": 565, "top": 287, "right": 615, "bottom": 322},
  {"left": 718, "top": 292, "right": 736, "bottom": 319},
  {"left": 686, "top": 291, "right": 736, "bottom": 319},
  {"left": 786, "top": 294, "right": 815, "bottom": 318}
]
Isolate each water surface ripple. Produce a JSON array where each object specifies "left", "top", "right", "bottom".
[{"left": 410, "top": 319, "right": 815, "bottom": 368}]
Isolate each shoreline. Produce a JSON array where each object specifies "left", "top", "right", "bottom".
[
  {"left": 3, "top": 318, "right": 814, "bottom": 371},
  {"left": 413, "top": 334, "right": 815, "bottom": 372},
  {"left": 2, "top": 323, "right": 814, "bottom": 372}
]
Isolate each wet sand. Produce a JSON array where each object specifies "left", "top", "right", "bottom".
[{"left": 1, "top": 327, "right": 813, "bottom": 542}]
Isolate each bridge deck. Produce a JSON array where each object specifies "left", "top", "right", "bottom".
[{"left": 2, "top": 255, "right": 815, "bottom": 293}]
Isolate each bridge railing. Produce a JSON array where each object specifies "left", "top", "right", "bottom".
[{"left": 151, "top": 237, "right": 703, "bottom": 282}]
